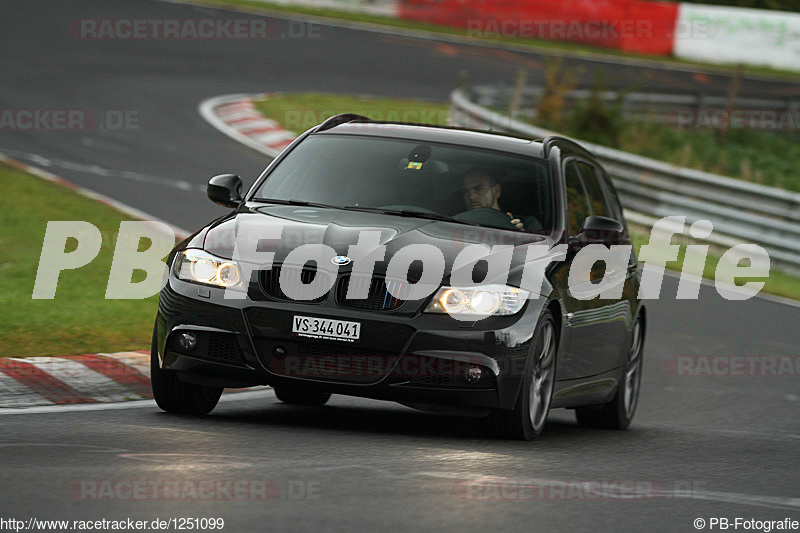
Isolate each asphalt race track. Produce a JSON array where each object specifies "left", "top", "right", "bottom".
[{"left": 2, "top": 0, "right": 799, "bottom": 530}]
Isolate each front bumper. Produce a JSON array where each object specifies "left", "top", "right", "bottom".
[{"left": 156, "top": 277, "right": 548, "bottom": 411}]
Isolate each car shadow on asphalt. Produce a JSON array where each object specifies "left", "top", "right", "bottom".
[{"left": 153, "top": 396, "right": 645, "bottom": 445}]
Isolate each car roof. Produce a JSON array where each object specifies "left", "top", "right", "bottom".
[{"left": 313, "top": 122, "right": 547, "bottom": 159}]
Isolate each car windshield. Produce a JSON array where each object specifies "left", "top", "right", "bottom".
[{"left": 253, "top": 134, "right": 553, "bottom": 233}]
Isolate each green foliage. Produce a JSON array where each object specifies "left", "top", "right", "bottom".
[
  {"left": 567, "top": 70, "right": 626, "bottom": 147},
  {"left": 536, "top": 58, "right": 581, "bottom": 130},
  {"left": 537, "top": 73, "right": 800, "bottom": 192}
]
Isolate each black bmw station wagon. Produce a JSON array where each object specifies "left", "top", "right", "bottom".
[{"left": 152, "top": 114, "right": 645, "bottom": 440}]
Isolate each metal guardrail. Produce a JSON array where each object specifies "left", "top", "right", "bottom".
[
  {"left": 450, "top": 87, "right": 800, "bottom": 275},
  {"left": 470, "top": 84, "right": 800, "bottom": 127}
]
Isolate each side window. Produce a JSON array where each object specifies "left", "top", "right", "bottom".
[
  {"left": 593, "top": 165, "right": 635, "bottom": 264},
  {"left": 565, "top": 161, "right": 591, "bottom": 235},
  {"left": 576, "top": 162, "right": 611, "bottom": 219},
  {"left": 598, "top": 168, "right": 624, "bottom": 222}
]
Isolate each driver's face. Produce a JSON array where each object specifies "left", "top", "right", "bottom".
[{"left": 462, "top": 173, "right": 500, "bottom": 210}]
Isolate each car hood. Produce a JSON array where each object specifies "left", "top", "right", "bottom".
[{"left": 200, "top": 204, "right": 557, "bottom": 289}]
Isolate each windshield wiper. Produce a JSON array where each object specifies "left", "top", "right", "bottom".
[
  {"left": 250, "top": 198, "right": 340, "bottom": 209},
  {"left": 341, "top": 206, "right": 479, "bottom": 226},
  {"left": 251, "top": 201, "right": 481, "bottom": 227}
]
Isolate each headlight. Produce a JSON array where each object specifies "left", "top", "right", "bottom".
[
  {"left": 174, "top": 249, "right": 243, "bottom": 288},
  {"left": 424, "top": 284, "right": 529, "bottom": 317}
]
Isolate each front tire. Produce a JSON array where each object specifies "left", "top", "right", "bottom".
[
  {"left": 274, "top": 386, "right": 331, "bottom": 406},
  {"left": 150, "top": 321, "right": 223, "bottom": 415},
  {"left": 489, "top": 308, "right": 557, "bottom": 440},
  {"left": 575, "top": 316, "right": 644, "bottom": 429}
]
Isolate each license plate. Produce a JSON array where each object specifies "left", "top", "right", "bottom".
[{"left": 292, "top": 315, "right": 361, "bottom": 342}]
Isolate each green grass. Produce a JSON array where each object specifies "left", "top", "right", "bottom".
[
  {"left": 253, "top": 92, "right": 451, "bottom": 131},
  {"left": 0, "top": 163, "right": 161, "bottom": 357},
  {"left": 188, "top": 0, "right": 800, "bottom": 81},
  {"left": 253, "top": 92, "right": 800, "bottom": 301},
  {"left": 593, "top": 120, "right": 800, "bottom": 192}
]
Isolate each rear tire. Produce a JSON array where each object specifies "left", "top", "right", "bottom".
[
  {"left": 150, "top": 320, "right": 223, "bottom": 415},
  {"left": 575, "top": 316, "right": 644, "bottom": 429},
  {"left": 489, "top": 308, "right": 557, "bottom": 440},
  {"left": 274, "top": 386, "right": 331, "bottom": 406}
]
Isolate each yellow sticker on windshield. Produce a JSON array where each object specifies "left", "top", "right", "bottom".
[{"left": 407, "top": 162, "right": 423, "bottom": 170}]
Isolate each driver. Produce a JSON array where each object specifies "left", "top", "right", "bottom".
[{"left": 461, "top": 167, "right": 525, "bottom": 230}]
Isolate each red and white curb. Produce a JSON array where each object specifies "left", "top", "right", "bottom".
[
  {"left": 0, "top": 352, "right": 152, "bottom": 408},
  {"left": 0, "top": 352, "right": 265, "bottom": 409},
  {"left": 198, "top": 93, "right": 297, "bottom": 158}
]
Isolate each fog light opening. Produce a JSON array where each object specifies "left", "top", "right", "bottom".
[
  {"left": 178, "top": 332, "right": 198, "bottom": 351},
  {"left": 464, "top": 364, "right": 483, "bottom": 384}
]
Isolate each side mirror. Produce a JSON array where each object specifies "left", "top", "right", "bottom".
[
  {"left": 571, "top": 216, "right": 624, "bottom": 249},
  {"left": 207, "top": 174, "right": 243, "bottom": 208}
]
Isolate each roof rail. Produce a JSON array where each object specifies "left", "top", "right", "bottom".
[
  {"left": 542, "top": 136, "right": 592, "bottom": 158},
  {"left": 316, "top": 113, "right": 372, "bottom": 132}
]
